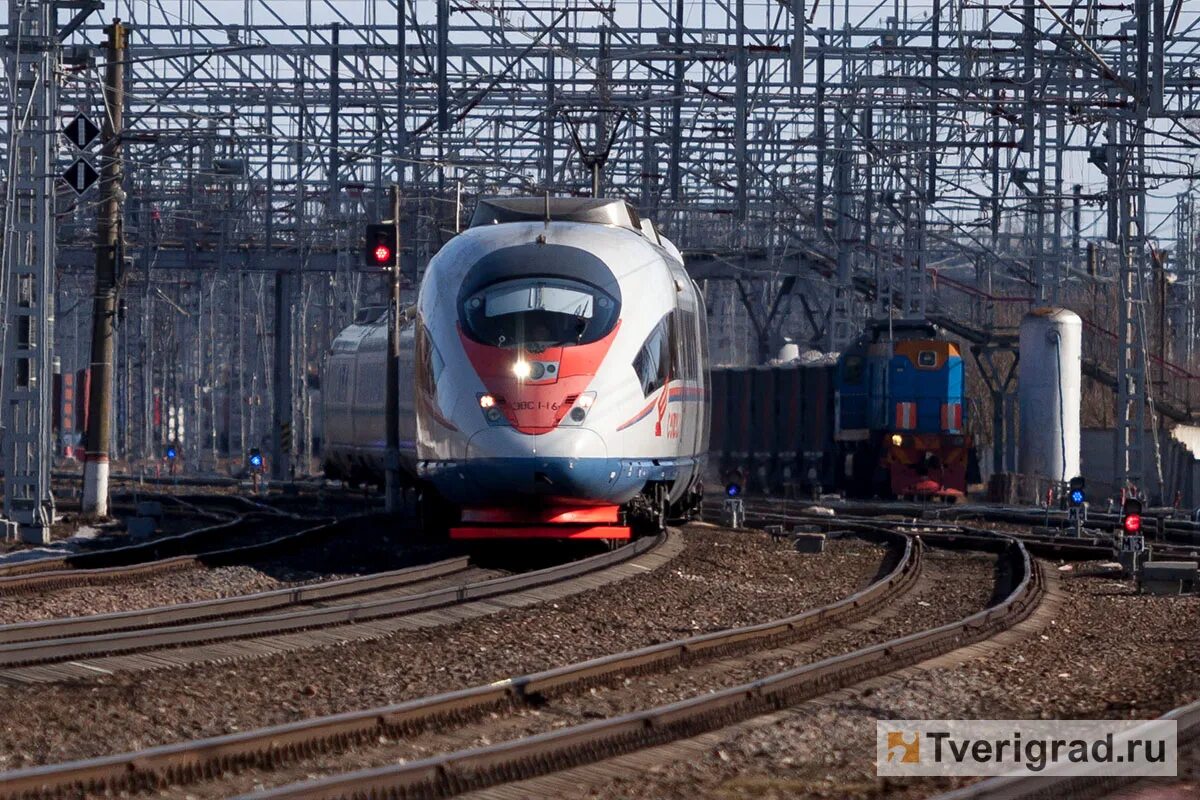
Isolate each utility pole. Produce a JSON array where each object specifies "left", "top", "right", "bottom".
[
  {"left": 385, "top": 186, "right": 403, "bottom": 513},
  {"left": 82, "top": 19, "right": 127, "bottom": 518}
]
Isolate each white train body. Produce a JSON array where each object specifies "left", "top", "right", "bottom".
[{"left": 323, "top": 198, "right": 709, "bottom": 526}]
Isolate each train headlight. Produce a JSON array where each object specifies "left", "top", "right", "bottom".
[
  {"left": 512, "top": 360, "right": 532, "bottom": 379},
  {"left": 560, "top": 392, "right": 596, "bottom": 426},
  {"left": 478, "top": 394, "right": 508, "bottom": 425},
  {"left": 891, "top": 434, "right": 903, "bottom": 447}
]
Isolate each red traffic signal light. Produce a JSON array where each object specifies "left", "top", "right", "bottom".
[
  {"left": 363, "top": 223, "right": 396, "bottom": 268},
  {"left": 1122, "top": 497, "right": 1143, "bottom": 534}
]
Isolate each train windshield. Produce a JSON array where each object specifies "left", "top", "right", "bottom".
[{"left": 462, "top": 278, "right": 619, "bottom": 350}]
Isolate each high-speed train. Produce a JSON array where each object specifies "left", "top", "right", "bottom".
[{"left": 323, "top": 197, "right": 710, "bottom": 539}]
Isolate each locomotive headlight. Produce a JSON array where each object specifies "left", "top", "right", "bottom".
[
  {"left": 891, "top": 434, "right": 903, "bottom": 447},
  {"left": 512, "top": 360, "right": 532, "bottom": 379},
  {"left": 478, "top": 393, "right": 508, "bottom": 425},
  {"left": 561, "top": 392, "right": 596, "bottom": 426}
]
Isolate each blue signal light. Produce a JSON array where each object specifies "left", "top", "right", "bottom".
[
  {"left": 249, "top": 453, "right": 263, "bottom": 468},
  {"left": 1070, "top": 489, "right": 1085, "bottom": 505},
  {"left": 726, "top": 483, "right": 741, "bottom": 497},
  {"left": 166, "top": 446, "right": 177, "bottom": 460}
]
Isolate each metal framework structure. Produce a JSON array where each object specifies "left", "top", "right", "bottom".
[{"left": 3, "top": 0, "right": 1200, "bottom": 511}]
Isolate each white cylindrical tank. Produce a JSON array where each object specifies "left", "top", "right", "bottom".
[
  {"left": 776, "top": 341, "right": 801, "bottom": 363},
  {"left": 1018, "top": 308, "right": 1082, "bottom": 483}
]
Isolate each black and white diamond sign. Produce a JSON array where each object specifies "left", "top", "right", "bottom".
[
  {"left": 61, "top": 158, "right": 99, "bottom": 195},
  {"left": 63, "top": 113, "right": 101, "bottom": 149}
]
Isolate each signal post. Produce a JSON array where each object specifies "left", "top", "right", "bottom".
[
  {"left": 362, "top": 190, "right": 404, "bottom": 513},
  {"left": 385, "top": 188, "right": 403, "bottom": 514}
]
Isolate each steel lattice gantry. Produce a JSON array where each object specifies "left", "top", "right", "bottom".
[{"left": 2, "top": 0, "right": 1200, "bottom": 499}]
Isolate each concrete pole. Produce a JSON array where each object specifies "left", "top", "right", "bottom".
[{"left": 82, "top": 20, "right": 127, "bottom": 518}]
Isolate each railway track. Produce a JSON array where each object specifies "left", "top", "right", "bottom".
[
  {"left": 0, "top": 527, "right": 1042, "bottom": 799},
  {"left": 240, "top": 534, "right": 1037, "bottom": 800},
  {"left": 730, "top": 494, "right": 1200, "bottom": 549},
  {"left": 718, "top": 496, "right": 1200, "bottom": 562},
  {"left": 0, "top": 512, "right": 342, "bottom": 595},
  {"left": 0, "top": 490, "right": 344, "bottom": 583},
  {"left": 0, "top": 529, "right": 669, "bottom": 683},
  {"left": 932, "top": 698, "right": 1200, "bottom": 800}
]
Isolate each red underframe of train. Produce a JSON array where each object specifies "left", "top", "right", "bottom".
[
  {"left": 449, "top": 504, "right": 632, "bottom": 540},
  {"left": 885, "top": 435, "right": 968, "bottom": 499}
]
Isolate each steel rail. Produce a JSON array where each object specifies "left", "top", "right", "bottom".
[
  {"left": 0, "top": 556, "right": 475, "bottom": 644},
  {"left": 245, "top": 536, "right": 1041, "bottom": 800},
  {"left": 0, "top": 526, "right": 911, "bottom": 800},
  {"left": 0, "top": 531, "right": 666, "bottom": 670},
  {"left": 0, "top": 493, "right": 335, "bottom": 582},
  {"left": 931, "top": 698, "right": 1200, "bottom": 799},
  {"left": 0, "top": 513, "right": 344, "bottom": 595},
  {"left": 725, "top": 500, "right": 1200, "bottom": 561}
]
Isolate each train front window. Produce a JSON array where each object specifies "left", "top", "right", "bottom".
[{"left": 462, "top": 278, "right": 619, "bottom": 350}]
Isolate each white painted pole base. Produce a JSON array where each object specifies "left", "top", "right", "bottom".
[{"left": 82, "top": 458, "right": 110, "bottom": 518}]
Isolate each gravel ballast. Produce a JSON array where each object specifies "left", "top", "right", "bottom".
[
  {"left": 0, "top": 524, "right": 452, "bottom": 625},
  {"left": 0, "top": 526, "right": 888, "bottom": 770},
  {"left": 552, "top": 561, "right": 1200, "bottom": 800},
  {"left": 195, "top": 541, "right": 997, "bottom": 798}
]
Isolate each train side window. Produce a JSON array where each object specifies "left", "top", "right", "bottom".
[
  {"left": 415, "top": 325, "right": 445, "bottom": 404},
  {"left": 633, "top": 314, "right": 672, "bottom": 396},
  {"left": 671, "top": 310, "right": 696, "bottom": 383},
  {"left": 843, "top": 356, "right": 864, "bottom": 384},
  {"left": 918, "top": 350, "right": 937, "bottom": 368}
]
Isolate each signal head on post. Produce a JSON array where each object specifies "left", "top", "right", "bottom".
[
  {"left": 165, "top": 445, "right": 177, "bottom": 460},
  {"left": 1068, "top": 476, "right": 1085, "bottom": 506},
  {"left": 248, "top": 448, "right": 264, "bottom": 470},
  {"left": 1122, "top": 497, "right": 1143, "bottom": 534},
  {"left": 363, "top": 222, "right": 396, "bottom": 268}
]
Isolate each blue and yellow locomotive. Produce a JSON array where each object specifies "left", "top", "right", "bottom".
[
  {"left": 709, "top": 322, "right": 975, "bottom": 500},
  {"left": 835, "top": 322, "right": 973, "bottom": 499}
]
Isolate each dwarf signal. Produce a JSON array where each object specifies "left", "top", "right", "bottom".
[{"left": 1120, "top": 496, "right": 1145, "bottom": 552}]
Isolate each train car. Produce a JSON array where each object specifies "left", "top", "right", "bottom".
[
  {"left": 323, "top": 196, "right": 710, "bottom": 539},
  {"left": 712, "top": 358, "right": 836, "bottom": 496},
  {"left": 708, "top": 368, "right": 730, "bottom": 482},
  {"left": 709, "top": 324, "right": 971, "bottom": 500},
  {"left": 835, "top": 322, "right": 972, "bottom": 499},
  {"left": 723, "top": 367, "right": 755, "bottom": 488},
  {"left": 749, "top": 366, "right": 777, "bottom": 492}
]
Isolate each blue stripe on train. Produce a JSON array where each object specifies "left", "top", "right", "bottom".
[{"left": 418, "top": 455, "right": 704, "bottom": 506}]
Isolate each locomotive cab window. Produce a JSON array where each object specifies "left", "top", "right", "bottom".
[
  {"left": 917, "top": 350, "right": 937, "bottom": 368},
  {"left": 633, "top": 313, "right": 673, "bottom": 397},
  {"left": 462, "top": 277, "right": 619, "bottom": 351}
]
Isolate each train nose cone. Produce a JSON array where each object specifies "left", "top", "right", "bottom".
[
  {"left": 428, "top": 427, "right": 616, "bottom": 505},
  {"left": 465, "top": 426, "right": 607, "bottom": 461}
]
